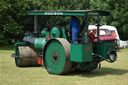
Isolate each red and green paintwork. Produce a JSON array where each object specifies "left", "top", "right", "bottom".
[
  {"left": 95, "top": 41, "right": 115, "bottom": 59},
  {"left": 70, "top": 43, "right": 92, "bottom": 62},
  {"left": 12, "top": 10, "right": 117, "bottom": 75}
]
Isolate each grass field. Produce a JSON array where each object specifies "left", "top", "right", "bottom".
[{"left": 0, "top": 47, "right": 128, "bottom": 85}]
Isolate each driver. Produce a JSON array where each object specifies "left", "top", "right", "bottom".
[{"left": 68, "top": 16, "right": 81, "bottom": 43}]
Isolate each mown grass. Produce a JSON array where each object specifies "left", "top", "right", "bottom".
[{"left": 0, "top": 47, "right": 128, "bottom": 85}]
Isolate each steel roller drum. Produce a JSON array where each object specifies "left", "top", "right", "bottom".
[
  {"left": 43, "top": 38, "right": 72, "bottom": 74},
  {"left": 15, "top": 46, "right": 40, "bottom": 67}
]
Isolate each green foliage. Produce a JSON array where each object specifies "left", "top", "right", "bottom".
[
  {"left": 90, "top": 0, "right": 128, "bottom": 40},
  {"left": 0, "top": 0, "right": 90, "bottom": 45},
  {"left": 0, "top": 0, "right": 30, "bottom": 45},
  {"left": 0, "top": 0, "right": 128, "bottom": 45}
]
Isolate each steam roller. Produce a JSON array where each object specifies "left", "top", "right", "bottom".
[{"left": 11, "top": 10, "right": 117, "bottom": 75}]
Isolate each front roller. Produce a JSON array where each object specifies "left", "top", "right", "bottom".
[
  {"left": 43, "top": 38, "right": 72, "bottom": 75},
  {"left": 15, "top": 46, "right": 40, "bottom": 67}
]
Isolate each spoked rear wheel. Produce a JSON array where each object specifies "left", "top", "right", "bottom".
[{"left": 43, "top": 38, "right": 72, "bottom": 75}]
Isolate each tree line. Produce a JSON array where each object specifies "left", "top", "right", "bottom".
[{"left": 0, "top": 0, "right": 128, "bottom": 45}]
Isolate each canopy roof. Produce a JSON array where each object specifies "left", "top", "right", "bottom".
[{"left": 28, "top": 10, "right": 110, "bottom": 16}]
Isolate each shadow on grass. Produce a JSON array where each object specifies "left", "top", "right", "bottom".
[
  {"left": 66, "top": 67, "right": 128, "bottom": 78},
  {"left": 15, "top": 64, "right": 45, "bottom": 68}
]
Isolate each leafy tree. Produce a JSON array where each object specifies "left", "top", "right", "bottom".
[
  {"left": 2, "top": 0, "right": 128, "bottom": 46},
  {"left": 90, "top": 0, "right": 128, "bottom": 40},
  {"left": 0, "top": 0, "right": 29, "bottom": 45}
]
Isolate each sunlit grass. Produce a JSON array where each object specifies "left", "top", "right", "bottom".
[{"left": 0, "top": 48, "right": 128, "bottom": 85}]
